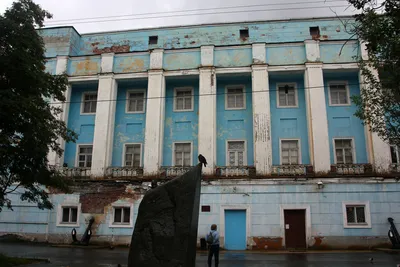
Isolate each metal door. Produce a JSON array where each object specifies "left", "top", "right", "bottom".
[
  {"left": 284, "top": 209, "right": 306, "bottom": 249},
  {"left": 224, "top": 210, "right": 246, "bottom": 250}
]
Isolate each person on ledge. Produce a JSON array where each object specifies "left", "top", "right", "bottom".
[{"left": 206, "top": 224, "right": 220, "bottom": 267}]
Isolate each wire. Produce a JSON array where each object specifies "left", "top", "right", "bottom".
[{"left": 48, "top": 82, "right": 364, "bottom": 105}]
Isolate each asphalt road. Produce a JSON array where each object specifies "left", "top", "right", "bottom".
[{"left": 1, "top": 243, "right": 400, "bottom": 267}]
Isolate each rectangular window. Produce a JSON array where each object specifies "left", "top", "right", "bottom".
[
  {"left": 345, "top": 205, "right": 366, "bottom": 224},
  {"left": 227, "top": 141, "right": 246, "bottom": 166},
  {"left": 125, "top": 144, "right": 141, "bottom": 167},
  {"left": 201, "top": 205, "right": 211, "bottom": 212},
  {"left": 61, "top": 207, "right": 78, "bottom": 224},
  {"left": 82, "top": 93, "right": 97, "bottom": 113},
  {"left": 334, "top": 139, "right": 354, "bottom": 164},
  {"left": 391, "top": 145, "right": 400, "bottom": 164},
  {"left": 226, "top": 86, "right": 245, "bottom": 109},
  {"left": 113, "top": 207, "right": 131, "bottom": 224},
  {"left": 78, "top": 145, "right": 93, "bottom": 168},
  {"left": 278, "top": 84, "right": 297, "bottom": 107},
  {"left": 175, "top": 88, "right": 193, "bottom": 111},
  {"left": 127, "top": 91, "right": 145, "bottom": 112},
  {"left": 329, "top": 83, "right": 349, "bottom": 105},
  {"left": 174, "top": 143, "right": 191, "bottom": 167},
  {"left": 281, "top": 140, "right": 299, "bottom": 165}
]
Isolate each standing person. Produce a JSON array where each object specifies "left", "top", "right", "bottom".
[{"left": 206, "top": 224, "right": 220, "bottom": 267}]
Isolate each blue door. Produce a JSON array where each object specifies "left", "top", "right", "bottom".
[{"left": 224, "top": 210, "right": 246, "bottom": 250}]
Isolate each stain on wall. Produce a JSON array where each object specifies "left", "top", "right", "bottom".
[
  {"left": 163, "top": 50, "right": 201, "bottom": 70},
  {"left": 67, "top": 56, "right": 101, "bottom": 76},
  {"left": 320, "top": 42, "right": 359, "bottom": 63},
  {"left": 267, "top": 45, "right": 306, "bottom": 65},
  {"left": 113, "top": 54, "right": 150, "bottom": 73},
  {"left": 214, "top": 47, "right": 252, "bottom": 67}
]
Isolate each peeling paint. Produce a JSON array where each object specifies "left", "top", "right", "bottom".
[
  {"left": 252, "top": 237, "right": 283, "bottom": 250},
  {"left": 93, "top": 45, "right": 130, "bottom": 54}
]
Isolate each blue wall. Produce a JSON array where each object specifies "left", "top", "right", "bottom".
[
  {"left": 216, "top": 75, "right": 254, "bottom": 166},
  {"left": 64, "top": 82, "right": 98, "bottom": 167},
  {"left": 111, "top": 80, "right": 147, "bottom": 167},
  {"left": 269, "top": 74, "right": 310, "bottom": 165},
  {"left": 162, "top": 77, "right": 199, "bottom": 166},
  {"left": 324, "top": 71, "right": 368, "bottom": 164}
]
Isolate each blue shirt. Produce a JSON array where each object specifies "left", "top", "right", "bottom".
[{"left": 206, "top": 230, "right": 220, "bottom": 245}]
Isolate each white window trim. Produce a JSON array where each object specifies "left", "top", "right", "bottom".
[
  {"left": 122, "top": 143, "right": 143, "bottom": 167},
  {"left": 225, "top": 140, "right": 247, "bottom": 166},
  {"left": 332, "top": 137, "right": 356, "bottom": 164},
  {"left": 342, "top": 201, "right": 371, "bottom": 228},
  {"left": 80, "top": 91, "right": 98, "bottom": 115},
  {"left": 56, "top": 203, "right": 81, "bottom": 227},
  {"left": 125, "top": 89, "right": 146, "bottom": 114},
  {"left": 109, "top": 203, "right": 134, "bottom": 228},
  {"left": 328, "top": 81, "right": 351, "bottom": 107},
  {"left": 172, "top": 141, "right": 193, "bottom": 167},
  {"left": 75, "top": 144, "right": 93, "bottom": 168},
  {"left": 276, "top": 82, "right": 299, "bottom": 108},
  {"left": 225, "top": 85, "right": 246, "bottom": 110},
  {"left": 279, "top": 138, "right": 302, "bottom": 165},
  {"left": 391, "top": 145, "right": 400, "bottom": 164},
  {"left": 173, "top": 87, "right": 194, "bottom": 112}
]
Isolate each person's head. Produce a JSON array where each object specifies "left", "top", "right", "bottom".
[{"left": 211, "top": 224, "right": 217, "bottom": 231}]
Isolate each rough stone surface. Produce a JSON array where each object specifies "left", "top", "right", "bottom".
[{"left": 128, "top": 164, "right": 202, "bottom": 267}]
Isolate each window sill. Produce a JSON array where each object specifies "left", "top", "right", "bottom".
[
  {"left": 57, "top": 222, "right": 79, "bottom": 227},
  {"left": 173, "top": 109, "right": 194, "bottom": 112},
  {"left": 329, "top": 103, "right": 351, "bottom": 107},
  {"left": 343, "top": 223, "right": 371, "bottom": 229},
  {"left": 125, "top": 110, "right": 145, "bottom": 114},
  {"left": 109, "top": 223, "right": 133, "bottom": 228},
  {"left": 276, "top": 105, "right": 299, "bottom": 109},
  {"left": 225, "top": 107, "right": 246, "bottom": 111},
  {"left": 80, "top": 112, "right": 96, "bottom": 115}
]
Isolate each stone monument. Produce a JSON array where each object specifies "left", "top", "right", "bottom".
[{"left": 128, "top": 163, "right": 203, "bottom": 267}]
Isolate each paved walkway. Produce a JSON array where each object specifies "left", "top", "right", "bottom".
[{"left": 2, "top": 243, "right": 400, "bottom": 267}]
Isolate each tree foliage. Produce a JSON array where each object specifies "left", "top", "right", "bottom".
[
  {"left": 349, "top": 0, "right": 400, "bottom": 146},
  {"left": 0, "top": 0, "right": 77, "bottom": 211}
]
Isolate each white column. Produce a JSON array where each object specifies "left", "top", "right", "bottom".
[
  {"left": 305, "top": 40, "right": 331, "bottom": 172},
  {"left": 91, "top": 53, "right": 117, "bottom": 177},
  {"left": 143, "top": 49, "right": 165, "bottom": 175},
  {"left": 199, "top": 46, "right": 216, "bottom": 174}
]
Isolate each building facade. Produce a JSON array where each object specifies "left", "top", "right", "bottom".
[{"left": 1, "top": 17, "right": 400, "bottom": 250}]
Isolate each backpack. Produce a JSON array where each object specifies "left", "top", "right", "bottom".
[{"left": 206, "top": 231, "right": 214, "bottom": 245}]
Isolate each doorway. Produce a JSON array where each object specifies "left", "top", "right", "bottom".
[
  {"left": 224, "top": 210, "right": 246, "bottom": 250},
  {"left": 284, "top": 209, "right": 306, "bottom": 249}
]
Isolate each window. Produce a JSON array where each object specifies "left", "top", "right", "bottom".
[
  {"left": 281, "top": 140, "right": 300, "bottom": 165},
  {"left": 226, "top": 86, "right": 245, "bottom": 109},
  {"left": 174, "top": 143, "right": 191, "bottom": 167},
  {"left": 124, "top": 144, "right": 141, "bottom": 167},
  {"left": 201, "top": 205, "right": 211, "bottom": 212},
  {"left": 309, "top": 26, "right": 320, "bottom": 36},
  {"left": 277, "top": 84, "right": 297, "bottom": 107},
  {"left": 149, "top": 35, "right": 158, "bottom": 45},
  {"left": 227, "top": 141, "right": 246, "bottom": 166},
  {"left": 391, "top": 145, "right": 400, "bottom": 164},
  {"left": 240, "top": 29, "right": 249, "bottom": 39},
  {"left": 127, "top": 91, "right": 145, "bottom": 113},
  {"left": 342, "top": 202, "right": 371, "bottom": 228},
  {"left": 61, "top": 207, "right": 78, "bottom": 224},
  {"left": 113, "top": 207, "right": 131, "bottom": 224},
  {"left": 329, "top": 83, "right": 349, "bottom": 105},
  {"left": 174, "top": 88, "right": 193, "bottom": 111},
  {"left": 82, "top": 92, "right": 97, "bottom": 113},
  {"left": 334, "top": 139, "right": 354, "bottom": 164},
  {"left": 77, "top": 145, "right": 93, "bottom": 168}
]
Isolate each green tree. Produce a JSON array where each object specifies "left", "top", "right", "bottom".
[
  {"left": 349, "top": 0, "right": 400, "bottom": 146},
  {"left": 0, "top": 0, "right": 77, "bottom": 211}
]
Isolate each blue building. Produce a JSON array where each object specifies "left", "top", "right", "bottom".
[{"left": 1, "top": 16, "right": 400, "bottom": 250}]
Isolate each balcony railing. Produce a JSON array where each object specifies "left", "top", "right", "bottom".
[
  {"left": 61, "top": 167, "right": 91, "bottom": 178},
  {"left": 106, "top": 167, "right": 144, "bottom": 178},
  {"left": 330, "top": 164, "right": 373, "bottom": 175},
  {"left": 160, "top": 166, "right": 192, "bottom": 177},
  {"left": 215, "top": 166, "right": 256, "bottom": 177},
  {"left": 390, "top": 163, "right": 400, "bottom": 173},
  {"left": 271, "top": 165, "right": 314, "bottom": 176}
]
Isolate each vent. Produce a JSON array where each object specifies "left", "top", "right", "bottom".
[
  {"left": 240, "top": 29, "right": 249, "bottom": 39},
  {"left": 149, "top": 36, "right": 158, "bottom": 45},
  {"left": 309, "top": 26, "right": 320, "bottom": 37},
  {"left": 201, "top": 205, "right": 211, "bottom": 212}
]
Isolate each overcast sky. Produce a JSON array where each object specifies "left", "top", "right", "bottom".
[{"left": 0, "top": 0, "right": 356, "bottom": 34}]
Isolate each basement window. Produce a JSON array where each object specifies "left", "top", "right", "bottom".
[
  {"left": 113, "top": 207, "right": 131, "bottom": 225},
  {"left": 201, "top": 205, "right": 211, "bottom": 212},
  {"left": 149, "top": 36, "right": 158, "bottom": 45},
  {"left": 309, "top": 26, "right": 320, "bottom": 37},
  {"left": 240, "top": 29, "right": 249, "bottom": 39},
  {"left": 61, "top": 207, "right": 78, "bottom": 224}
]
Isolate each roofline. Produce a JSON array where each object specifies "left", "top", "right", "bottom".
[
  {"left": 37, "top": 25, "right": 81, "bottom": 37},
  {"left": 39, "top": 15, "right": 355, "bottom": 36}
]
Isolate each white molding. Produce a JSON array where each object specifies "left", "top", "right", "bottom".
[
  {"left": 225, "top": 139, "right": 248, "bottom": 166},
  {"left": 201, "top": 45, "right": 214, "bottom": 67},
  {"left": 75, "top": 143, "right": 93, "bottom": 168},
  {"left": 164, "top": 69, "right": 199, "bottom": 76},
  {"left": 279, "top": 204, "right": 311, "bottom": 248},
  {"left": 125, "top": 89, "right": 146, "bottom": 114},
  {"left": 323, "top": 63, "right": 359, "bottom": 70},
  {"left": 164, "top": 48, "right": 200, "bottom": 53},
  {"left": 68, "top": 76, "right": 99, "bottom": 83},
  {"left": 268, "top": 65, "right": 305, "bottom": 72},
  {"left": 101, "top": 53, "right": 114, "bottom": 73},
  {"left": 321, "top": 40, "right": 358, "bottom": 45},
  {"left": 173, "top": 87, "right": 195, "bottom": 112},
  {"left": 219, "top": 204, "right": 252, "bottom": 249},
  {"left": 252, "top": 43, "right": 266, "bottom": 64},
  {"left": 214, "top": 45, "right": 252, "bottom": 50},
  {"left": 225, "top": 85, "right": 246, "bottom": 110},
  {"left": 332, "top": 137, "right": 356, "bottom": 164},
  {"left": 276, "top": 82, "right": 298, "bottom": 108},
  {"left": 114, "top": 72, "right": 148, "bottom": 80},
  {"left": 172, "top": 141, "right": 193, "bottom": 167},
  {"left": 266, "top": 42, "right": 304, "bottom": 48},
  {"left": 342, "top": 201, "right": 371, "bottom": 229},
  {"left": 109, "top": 203, "right": 134, "bottom": 228},
  {"left": 122, "top": 143, "right": 143, "bottom": 167},
  {"left": 215, "top": 67, "right": 252, "bottom": 74},
  {"left": 327, "top": 81, "right": 351, "bottom": 107},
  {"left": 80, "top": 91, "right": 98, "bottom": 115},
  {"left": 279, "top": 138, "right": 302, "bottom": 165},
  {"left": 56, "top": 203, "right": 81, "bottom": 227}
]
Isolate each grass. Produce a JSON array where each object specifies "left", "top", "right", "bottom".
[{"left": 0, "top": 253, "right": 47, "bottom": 267}]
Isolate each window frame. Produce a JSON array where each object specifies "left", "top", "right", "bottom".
[
  {"left": 173, "top": 87, "right": 194, "bottom": 112},
  {"left": 57, "top": 204, "right": 81, "bottom": 227},
  {"left": 75, "top": 144, "right": 93, "bottom": 168},
  {"left": 225, "top": 85, "right": 246, "bottom": 110},
  {"left": 226, "top": 140, "right": 247, "bottom": 166},
  {"left": 328, "top": 81, "right": 351, "bottom": 107},
  {"left": 80, "top": 91, "right": 98, "bottom": 115},
  {"left": 125, "top": 89, "right": 146, "bottom": 114},
  {"left": 390, "top": 145, "right": 400, "bottom": 164},
  {"left": 109, "top": 203, "right": 134, "bottom": 228},
  {"left": 276, "top": 83, "right": 299, "bottom": 108},
  {"left": 333, "top": 138, "right": 356, "bottom": 164},
  {"left": 122, "top": 143, "right": 142, "bottom": 167},
  {"left": 342, "top": 201, "right": 371, "bottom": 228},
  {"left": 172, "top": 142, "right": 193, "bottom": 167},
  {"left": 279, "top": 138, "right": 302, "bottom": 165}
]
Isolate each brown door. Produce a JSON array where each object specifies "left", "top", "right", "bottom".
[{"left": 284, "top": 209, "right": 306, "bottom": 249}]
